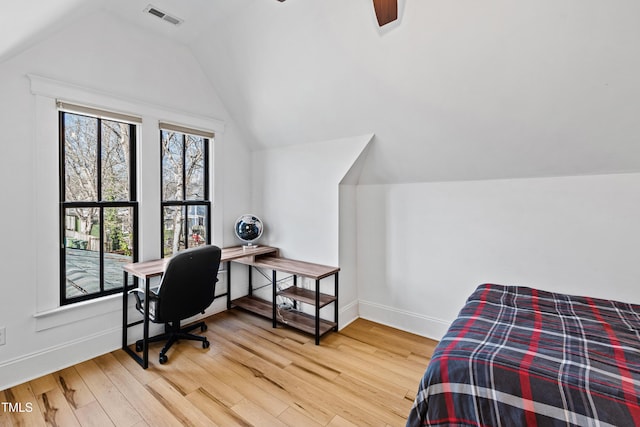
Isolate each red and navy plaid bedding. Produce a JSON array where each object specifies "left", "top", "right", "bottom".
[{"left": 407, "top": 284, "right": 640, "bottom": 426}]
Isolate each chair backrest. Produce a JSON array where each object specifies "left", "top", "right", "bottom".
[{"left": 155, "top": 245, "right": 221, "bottom": 322}]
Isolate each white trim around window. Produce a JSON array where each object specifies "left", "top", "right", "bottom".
[{"left": 29, "top": 74, "right": 224, "bottom": 325}]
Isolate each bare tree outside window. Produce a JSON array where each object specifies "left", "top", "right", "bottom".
[
  {"left": 161, "top": 130, "right": 210, "bottom": 257},
  {"left": 60, "top": 111, "right": 137, "bottom": 304}
]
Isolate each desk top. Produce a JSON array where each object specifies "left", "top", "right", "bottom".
[
  {"left": 123, "top": 245, "right": 279, "bottom": 279},
  {"left": 248, "top": 256, "right": 340, "bottom": 280}
]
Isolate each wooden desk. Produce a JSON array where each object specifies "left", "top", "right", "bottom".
[
  {"left": 121, "top": 245, "right": 278, "bottom": 368},
  {"left": 232, "top": 256, "right": 339, "bottom": 345}
]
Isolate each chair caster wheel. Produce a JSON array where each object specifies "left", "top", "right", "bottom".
[
  {"left": 202, "top": 340, "right": 210, "bottom": 349},
  {"left": 135, "top": 342, "right": 143, "bottom": 352},
  {"left": 201, "top": 324, "right": 208, "bottom": 332},
  {"left": 159, "top": 354, "right": 168, "bottom": 364}
]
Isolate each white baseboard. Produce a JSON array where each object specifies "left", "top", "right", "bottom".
[
  {"left": 1, "top": 300, "right": 445, "bottom": 390},
  {"left": 338, "top": 299, "right": 359, "bottom": 330},
  {"left": 0, "top": 326, "right": 122, "bottom": 391},
  {"left": 358, "top": 300, "right": 451, "bottom": 341},
  {"left": 1, "top": 302, "right": 228, "bottom": 391}
]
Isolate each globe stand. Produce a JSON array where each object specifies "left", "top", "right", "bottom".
[{"left": 235, "top": 214, "right": 264, "bottom": 249}]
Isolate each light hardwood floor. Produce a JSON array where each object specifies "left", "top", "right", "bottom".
[{"left": 0, "top": 310, "right": 437, "bottom": 427}]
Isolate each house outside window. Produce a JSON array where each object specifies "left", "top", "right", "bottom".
[
  {"left": 160, "top": 124, "right": 211, "bottom": 257},
  {"left": 59, "top": 108, "right": 138, "bottom": 305}
]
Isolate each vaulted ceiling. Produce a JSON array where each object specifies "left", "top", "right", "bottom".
[{"left": 3, "top": 0, "right": 640, "bottom": 184}]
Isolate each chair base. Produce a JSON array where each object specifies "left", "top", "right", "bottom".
[{"left": 136, "top": 320, "right": 210, "bottom": 364}]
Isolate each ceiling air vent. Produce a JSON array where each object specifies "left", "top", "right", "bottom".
[{"left": 144, "top": 5, "right": 183, "bottom": 26}]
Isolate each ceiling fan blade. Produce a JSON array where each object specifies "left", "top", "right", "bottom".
[{"left": 373, "top": 0, "right": 398, "bottom": 27}]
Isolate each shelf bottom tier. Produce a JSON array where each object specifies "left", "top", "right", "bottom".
[{"left": 232, "top": 295, "right": 337, "bottom": 337}]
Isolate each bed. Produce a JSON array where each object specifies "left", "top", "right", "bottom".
[{"left": 407, "top": 284, "right": 640, "bottom": 426}]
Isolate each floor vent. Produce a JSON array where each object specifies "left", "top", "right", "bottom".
[{"left": 144, "top": 4, "right": 183, "bottom": 26}]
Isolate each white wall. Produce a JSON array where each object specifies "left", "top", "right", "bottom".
[
  {"left": 252, "top": 134, "right": 371, "bottom": 264},
  {"left": 0, "top": 10, "right": 252, "bottom": 389},
  {"left": 357, "top": 173, "right": 640, "bottom": 340},
  {"left": 251, "top": 134, "right": 371, "bottom": 325},
  {"left": 194, "top": 0, "right": 640, "bottom": 184}
]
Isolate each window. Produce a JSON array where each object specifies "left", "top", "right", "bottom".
[
  {"left": 59, "top": 109, "right": 138, "bottom": 305},
  {"left": 161, "top": 125, "right": 211, "bottom": 257}
]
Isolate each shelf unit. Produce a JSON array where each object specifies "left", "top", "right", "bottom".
[{"left": 231, "top": 255, "right": 339, "bottom": 344}]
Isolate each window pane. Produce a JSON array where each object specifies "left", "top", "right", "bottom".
[
  {"left": 64, "top": 207, "right": 100, "bottom": 298},
  {"left": 104, "top": 207, "right": 134, "bottom": 290},
  {"left": 102, "top": 120, "right": 130, "bottom": 201},
  {"left": 61, "top": 110, "right": 137, "bottom": 305},
  {"left": 162, "top": 131, "right": 183, "bottom": 201},
  {"left": 187, "top": 205, "right": 208, "bottom": 248},
  {"left": 64, "top": 114, "right": 98, "bottom": 202},
  {"left": 163, "top": 206, "right": 185, "bottom": 257},
  {"left": 185, "top": 135, "right": 205, "bottom": 201}
]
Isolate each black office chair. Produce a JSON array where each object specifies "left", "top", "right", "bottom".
[{"left": 130, "top": 245, "right": 221, "bottom": 364}]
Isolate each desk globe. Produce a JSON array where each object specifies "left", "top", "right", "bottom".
[{"left": 234, "top": 214, "right": 263, "bottom": 247}]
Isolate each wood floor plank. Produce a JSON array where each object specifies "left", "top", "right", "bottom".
[
  {"left": 283, "top": 363, "right": 408, "bottom": 427},
  {"left": 92, "top": 353, "right": 183, "bottom": 427},
  {"left": 321, "top": 329, "right": 379, "bottom": 354},
  {"left": 212, "top": 311, "right": 288, "bottom": 345},
  {"left": 229, "top": 356, "right": 336, "bottom": 425},
  {"left": 204, "top": 321, "right": 262, "bottom": 364},
  {"left": 231, "top": 399, "right": 288, "bottom": 427},
  {"left": 275, "top": 337, "right": 408, "bottom": 400},
  {"left": 3, "top": 383, "right": 47, "bottom": 427},
  {"left": 205, "top": 321, "right": 293, "bottom": 368},
  {"left": 344, "top": 321, "right": 436, "bottom": 359},
  {"left": 74, "top": 359, "right": 143, "bottom": 427},
  {"left": 294, "top": 339, "right": 410, "bottom": 399},
  {"left": 331, "top": 372, "right": 413, "bottom": 419},
  {"left": 237, "top": 354, "right": 393, "bottom": 426},
  {"left": 55, "top": 367, "right": 97, "bottom": 410},
  {"left": 110, "top": 349, "right": 161, "bottom": 387},
  {"left": 185, "top": 387, "right": 250, "bottom": 426},
  {"left": 327, "top": 414, "right": 360, "bottom": 427},
  {"left": 34, "top": 386, "right": 81, "bottom": 427},
  {"left": 28, "top": 375, "right": 57, "bottom": 396},
  {"left": 0, "top": 390, "right": 10, "bottom": 427},
  {"left": 215, "top": 308, "right": 313, "bottom": 348},
  {"left": 146, "top": 377, "right": 221, "bottom": 426},
  {"left": 187, "top": 351, "right": 289, "bottom": 418},
  {"left": 153, "top": 346, "right": 246, "bottom": 408},
  {"left": 338, "top": 344, "right": 419, "bottom": 391},
  {"left": 235, "top": 328, "right": 341, "bottom": 381},
  {"left": 373, "top": 347, "right": 433, "bottom": 373},
  {"left": 2, "top": 310, "right": 435, "bottom": 427},
  {"left": 277, "top": 406, "right": 324, "bottom": 427},
  {"left": 72, "top": 401, "right": 115, "bottom": 427}
]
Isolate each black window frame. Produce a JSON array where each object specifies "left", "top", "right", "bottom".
[
  {"left": 160, "top": 129, "right": 211, "bottom": 258},
  {"left": 59, "top": 110, "right": 139, "bottom": 305}
]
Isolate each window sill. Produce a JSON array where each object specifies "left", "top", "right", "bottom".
[{"left": 34, "top": 293, "right": 124, "bottom": 332}]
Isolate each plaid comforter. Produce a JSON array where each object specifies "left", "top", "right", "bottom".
[{"left": 407, "top": 284, "right": 640, "bottom": 426}]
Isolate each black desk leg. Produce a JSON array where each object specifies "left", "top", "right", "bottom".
[
  {"left": 272, "top": 269, "right": 277, "bottom": 328},
  {"left": 142, "top": 278, "right": 149, "bottom": 369},
  {"left": 226, "top": 261, "right": 232, "bottom": 309},
  {"left": 122, "top": 273, "right": 147, "bottom": 369},
  {"left": 334, "top": 272, "right": 339, "bottom": 332},
  {"left": 315, "top": 279, "right": 320, "bottom": 345},
  {"left": 293, "top": 275, "right": 297, "bottom": 310},
  {"left": 122, "top": 271, "right": 128, "bottom": 350}
]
